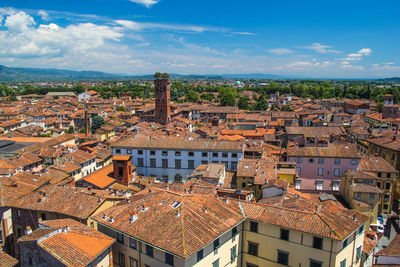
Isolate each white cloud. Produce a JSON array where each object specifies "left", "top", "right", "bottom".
[
  {"left": 285, "top": 59, "right": 334, "bottom": 71},
  {"left": 341, "top": 48, "right": 372, "bottom": 61},
  {"left": 38, "top": 10, "right": 50, "bottom": 21},
  {"left": 136, "top": 42, "right": 150, "bottom": 47},
  {"left": 115, "top": 19, "right": 222, "bottom": 33},
  {"left": 359, "top": 48, "right": 372, "bottom": 55},
  {"left": 232, "top": 32, "right": 256, "bottom": 36},
  {"left": 0, "top": 11, "right": 123, "bottom": 57},
  {"left": 129, "top": 0, "right": 160, "bottom": 8},
  {"left": 303, "top": 43, "right": 341, "bottom": 54},
  {"left": 5, "top": 11, "right": 35, "bottom": 32},
  {"left": 341, "top": 61, "right": 364, "bottom": 71},
  {"left": 115, "top": 20, "right": 142, "bottom": 31},
  {"left": 268, "top": 48, "right": 294, "bottom": 55},
  {"left": 371, "top": 63, "right": 400, "bottom": 71}
]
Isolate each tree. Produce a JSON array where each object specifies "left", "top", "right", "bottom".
[
  {"left": 253, "top": 95, "right": 268, "bottom": 110},
  {"left": 218, "top": 88, "right": 237, "bottom": 106},
  {"left": 154, "top": 72, "right": 170, "bottom": 79},
  {"left": 116, "top": 106, "right": 126, "bottom": 112},
  {"left": 377, "top": 102, "right": 384, "bottom": 112},
  {"left": 65, "top": 126, "right": 74, "bottom": 134},
  {"left": 91, "top": 116, "right": 105, "bottom": 133},
  {"left": 200, "top": 92, "right": 215, "bottom": 101},
  {"left": 238, "top": 96, "right": 251, "bottom": 110},
  {"left": 185, "top": 90, "right": 199, "bottom": 103}
]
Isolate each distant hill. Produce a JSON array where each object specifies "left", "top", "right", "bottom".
[
  {"left": 0, "top": 65, "right": 286, "bottom": 82},
  {"left": 376, "top": 77, "right": 400, "bottom": 82},
  {"left": 0, "top": 65, "right": 123, "bottom": 82},
  {"left": 0, "top": 65, "right": 397, "bottom": 82}
]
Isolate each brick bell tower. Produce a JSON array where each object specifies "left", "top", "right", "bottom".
[{"left": 154, "top": 72, "right": 171, "bottom": 124}]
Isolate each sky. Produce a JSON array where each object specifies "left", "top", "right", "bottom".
[{"left": 0, "top": 0, "right": 399, "bottom": 78}]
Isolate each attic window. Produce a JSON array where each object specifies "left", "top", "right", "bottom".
[{"left": 170, "top": 201, "right": 182, "bottom": 209}]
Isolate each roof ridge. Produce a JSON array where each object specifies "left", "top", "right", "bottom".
[
  {"left": 315, "top": 212, "right": 340, "bottom": 239},
  {"left": 179, "top": 203, "right": 187, "bottom": 257},
  {"left": 242, "top": 200, "right": 316, "bottom": 215}
]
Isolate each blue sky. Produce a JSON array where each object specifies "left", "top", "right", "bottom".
[{"left": 0, "top": 0, "right": 399, "bottom": 78}]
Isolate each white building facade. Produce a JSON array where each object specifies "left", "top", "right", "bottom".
[{"left": 112, "top": 137, "right": 244, "bottom": 183}]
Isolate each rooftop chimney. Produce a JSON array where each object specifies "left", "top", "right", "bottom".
[{"left": 129, "top": 211, "right": 138, "bottom": 223}]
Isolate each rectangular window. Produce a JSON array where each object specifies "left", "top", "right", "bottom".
[
  {"left": 222, "top": 152, "right": 228, "bottom": 158},
  {"left": 150, "top": 150, "right": 155, "bottom": 155},
  {"left": 384, "top": 194, "right": 390, "bottom": 202},
  {"left": 248, "top": 242, "right": 258, "bottom": 256},
  {"left": 138, "top": 158, "right": 144, "bottom": 167},
  {"left": 127, "top": 149, "right": 132, "bottom": 154},
  {"left": 231, "top": 161, "right": 238, "bottom": 169},
  {"left": 343, "top": 238, "right": 348, "bottom": 248},
  {"left": 213, "top": 152, "right": 219, "bottom": 158},
  {"left": 351, "top": 159, "right": 358, "bottom": 165},
  {"left": 146, "top": 245, "right": 153, "bottom": 257},
  {"left": 188, "top": 151, "right": 194, "bottom": 157},
  {"left": 201, "top": 160, "right": 208, "bottom": 164},
  {"left": 162, "top": 151, "right": 168, "bottom": 156},
  {"left": 316, "top": 181, "right": 323, "bottom": 191},
  {"left": 118, "top": 252, "right": 125, "bottom": 267},
  {"left": 277, "top": 250, "right": 289, "bottom": 266},
  {"left": 295, "top": 157, "right": 302, "bottom": 163},
  {"left": 370, "top": 193, "right": 375, "bottom": 200},
  {"left": 317, "top": 167, "right": 324, "bottom": 176},
  {"left": 309, "top": 158, "right": 315, "bottom": 163},
  {"left": 231, "top": 245, "right": 237, "bottom": 262},
  {"left": 129, "top": 257, "right": 138, "bottom": 267},
  {"left": 188, "top": 160, "right": 195, "bottom": 169},
  {"left": 175, "top": 160, "right": 181, "bottom": 169},
  {"left": 318, "top": 158, "right": 324, "bottom": 164},
  {"left": 340, "top": 259, "right": 346, "bottom": 267},
  {"left": 232, "top": 153, "right": 238, "bottom": 158},
  {"left": 175, "top": 151, "right": 181, "bottom": 156},
  {"left": 359, "top": 225, "right": 364, "bottom": 234},
  {"left": 117, "top": 232, "right": 124, "bottom": 244},
  {"left": 334, "top": 168, "right": 340, "bottom": 177},
  {"left": 129, "top": 238, "right": 137, "bottom": 249},
  {"left": 197, "top": 249, "right": 203, "bottom": 262},
  {"left": 232, "top": 226, "right": 238, "bottom": 237},
  {"left": 296, "top": 167, "right": 301, "bottom": 175},
  {"left": 138, "top": 150, "right": 143, "bottom": 155},
  {"left": 295, "top": 180, "right": 301, "bottom": 189},
  {"left": 150, "top": 158, "right": 156, "bottom": 168},
  {"left": 162, "top": 159, "right": 168, "bottom": 168},
  {"left": 250, "top": 221, "right": 258, "bottom": 233},
  {"left": 280, "top": 228, "right": 289, "bottom": 241},
  {"left": 116, "top": 149, "right": 121, "bottom": 154},
  {"left": 385, "top": 182, "right": 391, "bottom": 190},
  {"left": 313, "top": 237, "right": 323, "bottom": 250},
  {"left": 214, "top": 239, "right": 220, "bottom": 251},
  {"left": 202, "top": 152, "right": 208, "bottom": 157},
  {"left": 165, "top": 253, "right": 174, "bottom": 266},
  {"left": 213, "top": 259, "right": 219, "bottom": 267},
  {"left": 310, "top": 259, "right": 322, "bottom": 267},
  {"left": 335, "top": 158, "right": 341, "bottom": 164},
  {"left": 332, "top": 181, "right": 339, "bottom": 191},
  {"left": 357, "top": 246, "right": 362, "bottom": 260}
]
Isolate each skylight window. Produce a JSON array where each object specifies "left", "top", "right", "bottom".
[{"left": 170, "top": 201, "right": 182, "bottom": 209}]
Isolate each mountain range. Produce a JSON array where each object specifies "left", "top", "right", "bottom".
[{"left": 0, "top": 65, "right": 398, "bottom": 82}]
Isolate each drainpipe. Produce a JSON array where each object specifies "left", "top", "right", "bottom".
[
  {"left": 329, "top": 239, "right": 333, "bottom": 267},
  {"left": 351, "top": 232, "right": 356, "bottom": 266}
]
